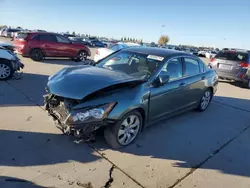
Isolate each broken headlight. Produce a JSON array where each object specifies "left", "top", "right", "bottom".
[{"left": 65, "top": 102, "right": 116, "bottom": 124}]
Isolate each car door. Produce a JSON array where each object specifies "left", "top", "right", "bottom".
[
  {"left": 181, "top": 57, "right": 206, "bottom": 107},
  {"left": 39, "top": 34, "right": 59, "bottom": 56},
  {"left": 55, "top": 35, "right": 74, "bottom": 57},
  {"left": 149, "top": 57, "right": 187, "bottom": 122}
]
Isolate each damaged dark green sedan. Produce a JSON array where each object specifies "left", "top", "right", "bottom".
[{"left": 44, "top": 47, "right": 218, "bottom": 148}]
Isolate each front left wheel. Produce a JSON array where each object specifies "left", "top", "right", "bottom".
[
  {"left": 75, "top": 51, "right": 87, "bottom": 62},
  {"left": 197, "top": 88, "right": 212, "bottom": 112},
  {"left": 104, "top": 110, "right": 143, "bottom": 149},
  {"left": 0, "top": 61, "right": 14, "bottom": 80}
]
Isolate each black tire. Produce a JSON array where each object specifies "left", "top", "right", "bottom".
[
  {"left": 0, "top": 60, "right": 14, "bottom": 80},
  {"left": 104, "top": 110, "right": 143, "bottom": 149},
  {"left": 30, "top": 48, "right": 43, "bottom": 61},
  {"left": 92, "top": 43, "right": 95, "bottom": 47},
  {"left": 197, "top": 88, "right": 213, "bottom": 112},
  {"left": 75, "top": 50, "right": 87, "bottom": 62},
  {"left": 104, "top": 44, "right": 107, "bottom": 48},
  {"left": 243, "top": 80, "right": 250, "bottom": 89}
]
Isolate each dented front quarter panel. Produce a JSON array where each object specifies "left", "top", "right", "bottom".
[{"left": 73, "top": 82, "right": 150, "bottom": 124}]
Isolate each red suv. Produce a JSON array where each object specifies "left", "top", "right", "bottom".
[{"left": 14, "top": 32, "right": 91, "bottom": 62}]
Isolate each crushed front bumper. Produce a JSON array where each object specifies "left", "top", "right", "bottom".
[{"left": 44, "top": 94, "right": 115, "bottom": 136}]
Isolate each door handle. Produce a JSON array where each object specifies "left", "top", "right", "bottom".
[
  {"left": 201, "top": 76, "right": 206, "bottom": 80},
  {"left": 179, "top": 83, "right": 186, "bottom": 87}
]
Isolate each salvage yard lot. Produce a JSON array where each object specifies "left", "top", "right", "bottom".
[{"left": 1, "top": 37, "right": 250, "bottom": 188}]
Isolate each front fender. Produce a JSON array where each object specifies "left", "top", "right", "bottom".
[{"left": 73, "top": 84, "right": 150, "bottom": 122}]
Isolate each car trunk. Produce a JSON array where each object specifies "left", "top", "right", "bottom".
[{"left": 210, "top": 51, "right": 249, "bottom": 77}]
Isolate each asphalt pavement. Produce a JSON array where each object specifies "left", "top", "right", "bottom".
[{"left": 0, "top": 38, "right": 250, "bottom": 188}]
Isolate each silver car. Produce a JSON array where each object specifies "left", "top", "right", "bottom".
[{"left": 209, "top": 49, "right": 250, "bottom": 88}]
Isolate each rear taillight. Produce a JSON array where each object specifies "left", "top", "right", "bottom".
[
  {"left": 96, "top": 50, "right": 99, "bottom": 55},
  {"left": 239, "top": 62, "right": 250, "bottom": 68},
  {"left": 210, "top": 58, "right": 215, "bottom": 62}
]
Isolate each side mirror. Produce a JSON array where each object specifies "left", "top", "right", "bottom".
[
  {"left": 159, "top": 74, "right": 170, "bottom": 85},
  {"left": 152, "top": 74, "right": 170, "bottom": 87}
]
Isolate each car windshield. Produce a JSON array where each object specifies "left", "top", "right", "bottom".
[
  {"left": 215, "top": 51, "right": 248, "bottom": 61},
  {"left": 97, "top": 51, "right": 163, "bottom": 80}
]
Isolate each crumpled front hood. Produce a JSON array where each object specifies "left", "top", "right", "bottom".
[{"left": 47, "top": 65, "right": 141, "bottom": 100}]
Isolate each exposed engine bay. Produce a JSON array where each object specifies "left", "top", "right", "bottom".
[{"left": 44, "top": 94, "right": 110, "bottom": 141}]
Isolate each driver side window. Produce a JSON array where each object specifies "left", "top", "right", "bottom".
[{"left": 160, "top": 58, "right": 183, "bottom": 81}]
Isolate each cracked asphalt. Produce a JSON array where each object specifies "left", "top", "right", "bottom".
[{"left": 1, "top": 38, "right": 250, "bottom": 187}]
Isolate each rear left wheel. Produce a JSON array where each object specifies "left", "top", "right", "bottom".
[
  {"left": 30, "top": 49, "right": 43, "bottom": 61},
  {"left": 104, "top": 110, "right": 142, "bottom": 149}
]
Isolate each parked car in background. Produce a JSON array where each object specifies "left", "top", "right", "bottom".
[
  {"left": 89, "top": 39, "right": 107, "bottom": 47},
  {"left": 62, "top": 33, "right": 76, "bottom": 38},
  {"left": 68, "top": 36, "right": 89, "bottom": 45},
  {"left": 205, "top": 51, "right": 217, "bottom": 59},
  {"left": 100, "top": 40, "right": 113, "bottom": 47},
  {"left": 0, "top": 27, "right": 7, "bottom": 36},
  {"left": 11, "top": 29, "right": 23, "bottom": 38},
  {"left": 94, "top": 42, "right": 140, "bottom": 62},
  {"left": 198, "top": 50, "right": 207, "bottom": 57},
  {"left": 13, "top": 32, "right": 91, "bottom": 62},
  {"left": 190, "top": 49, "right": 198, "bottom": 56},
  {"left": 33, "top": 29, "right": 47, "bottom": 32},
  {"left": 209, "top": 49, "right": 250, "bottom": 88},
  {"left": 44, "top": 47, "right": 218, "bottom": 148},
  {"left": 2, "top": 28, "right": 22, "bottom": 38},
  {"left": 0, "top": 45, "right": 24, "bottom": 80}
]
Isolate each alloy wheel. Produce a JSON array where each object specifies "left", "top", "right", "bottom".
[
  {"left": 117, "top": 115, "right": 141, "bottom": 145},
  {"left": 78, "top": 51, "right": 87, "bottom": 61},
  {"left": 201, "top": 90, "right": 211, "bottom": 110},
  {"left": 0, "top": 63, "right": 11, "bottom": 79}
]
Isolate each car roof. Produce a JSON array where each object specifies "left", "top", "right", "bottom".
[
  {"left": 123, "top": 47, "right": 194, "bottom": 58},
  {"left": 26, "top": 31, "right": 60, "bottom": 35}
]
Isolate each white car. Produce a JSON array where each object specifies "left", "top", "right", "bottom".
[
  {"left": 205, "top": 51, "right": 217, "bottom": 59},
  {"left": 198, "top": 50, "right": 207, "bottom": 57},
  {"left": 0, "top": 44, "right": 24, "bottom": 80},
  {"left": 94, "top": 42, "right": 140, "bottom": 62},
  {"left": 0, "top": 28, "right": 7, "bottom": 36},
  {"left": 11, "top": 29, "right": 24, "bottom": 38},
  {"left": 2, "top": 28, "right": 22, "bottom": 38}
]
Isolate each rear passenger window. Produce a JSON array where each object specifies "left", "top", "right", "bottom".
[
  {"left": 184, "top": 58, "right": 200, "bottom": 76},
  {"left": 39, "top": 34, "right": 57, "bottom": 42}
]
